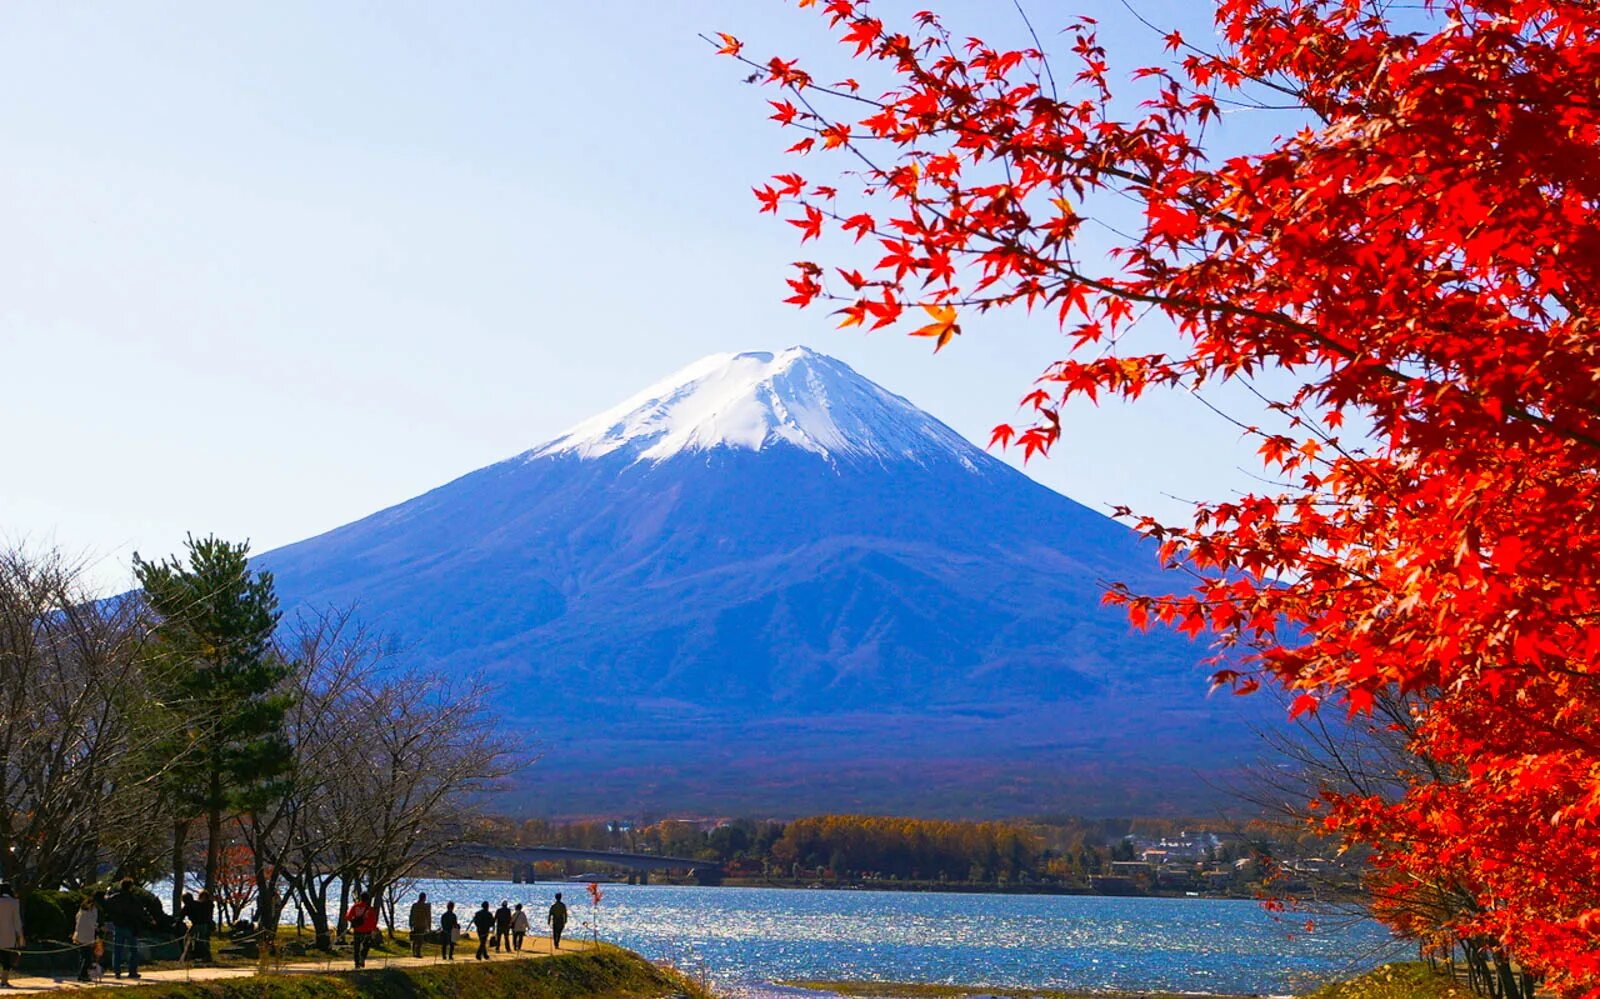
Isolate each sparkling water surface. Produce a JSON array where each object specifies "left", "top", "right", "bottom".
[{"left": 407, "top": 879, "right": 1398, "bottom": 997}]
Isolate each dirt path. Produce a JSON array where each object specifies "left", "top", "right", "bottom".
[{"left": 3, "top": 936, "right": 594, "bottom": 993}]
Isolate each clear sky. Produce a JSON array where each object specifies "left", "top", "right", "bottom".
[{"left": 0, "top": 1, "right": 1287, "bottom": 591}]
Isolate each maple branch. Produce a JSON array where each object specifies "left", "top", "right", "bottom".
[
  {"left": 1011, "top": 1, "right": 1059, "bottom": 102},
  {"left": 704, "top": 35, "right": 890, "bottom": 110},
  {"left": 1113, "top": 0, "right": 1326, "bottom": 119}
]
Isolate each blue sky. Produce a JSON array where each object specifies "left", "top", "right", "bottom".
[{"left": 0, "top": 1, "right": 1290, "bottom": 590}]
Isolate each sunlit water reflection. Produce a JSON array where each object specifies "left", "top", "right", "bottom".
[{"left": 404, "top": 880, "right": 1397, "bottom": 997}]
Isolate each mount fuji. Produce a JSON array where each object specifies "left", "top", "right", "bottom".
[{"left": 257, "top": 346, "right": 1266, "bottom": 817}]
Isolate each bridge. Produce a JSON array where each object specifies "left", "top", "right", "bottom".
[{"left": 460, "top": 844, "right": 721, "bottom": 877}]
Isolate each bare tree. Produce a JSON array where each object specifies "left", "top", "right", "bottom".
[
  {"left": 0, "top": 546, "right": 170, "bottom": 891},
  {"left": 243, "top": 609, "right": 389, "bottom": 949},
  {"left": 352, "top": 669, "right": 521, "bottom": 933},
  {"left": 256, "top": 610, "right": 521, "bottom": 950},
  {"left": 0, "top": 543, "right": 524, "bottom": 966}
]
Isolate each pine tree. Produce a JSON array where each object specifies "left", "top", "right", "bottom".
[{"left": 134, "top": 534, "right": 293, "bottom": 901}]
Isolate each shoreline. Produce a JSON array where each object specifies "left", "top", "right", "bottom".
[
  {"left": 719, "top": 876, "right": 1277, "bottom": 901},
  {"left": 441, "top": 872, "right": 1311, "bottom": 904},
  {"left": 779, "top": 963, "right": 1475, "bottom": 999},
  {"left": 778, "top": 979, "right": 1266, "bottom": 999}
]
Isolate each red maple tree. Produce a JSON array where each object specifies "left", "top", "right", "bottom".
[
  {"left": 716, "top": 1, "right": 1600, "bottom": 993},
  {"left": 215, "top": 842, "right": 261, "bottom": 925}
]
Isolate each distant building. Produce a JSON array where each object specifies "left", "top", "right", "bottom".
[
  {"left": 1201, "top": 870, "right": 1236, "bottom": 891},
  {"left": 1089, "top": 875, "right": 1141, "bottom": 896},
  {"left": 1156, "top": 866, "right": 1199, "bottom": 890},
  {"left": 1130, "top": 831, "right": 1236, "bottom": 863},
  {"left": 1110, "top": 860, "right": 1154, "bottom": 880},
  {"left": 1286, "top": 857, "right": 1338, "bottom": 875}
]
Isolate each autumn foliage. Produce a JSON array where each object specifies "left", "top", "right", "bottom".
[
  {"left": 215, "top": 842, "right": 262, "bottom": 924},
  {"left": 770, "top": 814, "right": 1038, "bottom": 881},
  {"left": 718, "top": 0, "right": 1600, "bottom": 993}
]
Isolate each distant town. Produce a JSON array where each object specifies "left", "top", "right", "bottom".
[{"left": 460, "top": 815, "right": 1361, "bottom": 900}]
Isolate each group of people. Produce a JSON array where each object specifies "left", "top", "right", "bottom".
[
  {"left": 0, "top": 877, "right": 185, "bottom": 985},
  {"left": 0, "top": 879, "right": 575, "bottom": 983},
  {"left": 77, "top": 881, "right": 215, "bottom": 983},
  {"left": 465, "top": 899, "right": 530, "bottom": 959},
  {"left": 352, "top": 890, "right": 568, "bottom": 966},
  {"left": 178, "top": 889, "right": 218, "bottom": 963}
]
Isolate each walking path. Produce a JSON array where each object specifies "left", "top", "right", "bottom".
[{"left": 2, "top": 936, "right": 593, "bottom": 994}]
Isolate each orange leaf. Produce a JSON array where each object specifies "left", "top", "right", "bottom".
[{"left": 910, "top": 303, "right": 960, "bottom": 350}]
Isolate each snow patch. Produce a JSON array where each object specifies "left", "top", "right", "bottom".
[{"left": 533, "top": 346, "right": 980, "bottom": 471}]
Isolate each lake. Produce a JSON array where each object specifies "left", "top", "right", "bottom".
[{"left": 406, "top": 880, "right": 1400, "bottom": 997}]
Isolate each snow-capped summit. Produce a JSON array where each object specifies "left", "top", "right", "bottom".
[{"left": 533, "top": 346, "right": 979, "bottom": 470}]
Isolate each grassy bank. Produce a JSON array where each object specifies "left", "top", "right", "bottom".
[
  {"left": 78, "top": 945, "right": 709, "bottom": 999},
  {"left": 1299, "top": 962, "right": 1475, "bottom": 999}
]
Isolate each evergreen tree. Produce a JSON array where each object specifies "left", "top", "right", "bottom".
[{"left": 134, "top": 534, "right": 293, "bottom": 900}]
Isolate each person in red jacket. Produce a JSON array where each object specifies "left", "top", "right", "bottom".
[{"left": 345, "top": 892, "right": 381, "bottom": 969}]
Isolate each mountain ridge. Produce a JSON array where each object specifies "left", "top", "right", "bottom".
[{"left": 255, "top": 346, "right": 1266, "bottom": 817}]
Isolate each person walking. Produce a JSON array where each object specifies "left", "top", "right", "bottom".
[
  {"left": 0, "top": 882, "right": 23, "bottom": 989},
  {"left": 547, "top": 892, "right": 568, "bottom": 950},
  {"left": 407, "top": 892, "right": 431, "bottom": 959},
  {"left": 438, "top": 902, "right": 459, "bottom": 961},
  {"left": 471, "top": 902, "right": 494, "bottom": 961},
  {"left": 510, "top": 903, "right": 528, "bottom": 951},
  {"left": 345, "top": 892, "right": 380, "bottom": 969},
  {"left": 184, "top": 890, "right": 215, "bottom": 962},
  {"left": 103, "top": 878, "right": 148, "bottom": 980},
  {"left": 176, "top": 892, "right": 195, "bottom": 960},
  {"left": 72, "top": 891, "right": 104, "bottom": 983},
  {"left": 493, "top": 900, "right": 512, "bottom": 951}
]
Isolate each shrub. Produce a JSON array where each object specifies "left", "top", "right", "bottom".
[{"left": 21, "top": 889, "right": 75, "bottom": 941}]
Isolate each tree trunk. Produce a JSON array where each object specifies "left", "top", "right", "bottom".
[
  {"left": 295, "top": 878, "right": 333, "bottom": 951},
  {"left": 378, "top": 884, "right": 396, "bottom": 937},
  {"left": 204, "top": 767, "right": 223, "bottom": 895},
  {"left": 171, "top": 819, "right": 189, "bottom": 915},
  {"left": 248, "top": 814, "right": 279, "bottom": 935},
  {"left": 1463, "top": 942, "right": 1491, "bottom": 997},
  {"left": 336, "top": 877, "right": 351, "bottom": 941},
  {"left": 253, "top": 871, "right": 278, "bottom": 963},
  {"left": 1484, "top": 954, "right": 1510, "bottom": 999}
]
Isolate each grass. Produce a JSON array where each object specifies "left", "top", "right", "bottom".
[
  {"left": 71, "top": 948, "right": 1465, "bottom": 999},
  {"left": 75, "top": 944, "right": 711, "bottom": 999},
  {"left": 1297, "top": 962, "right": 1477, "bottom": 999},
  {"left": 205, "top": 930, "right": 423, "bottom": 969}
]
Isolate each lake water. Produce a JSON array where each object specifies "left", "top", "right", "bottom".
[{"left": 408, "top": 879, "right": 1399, "bottom": 997}]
